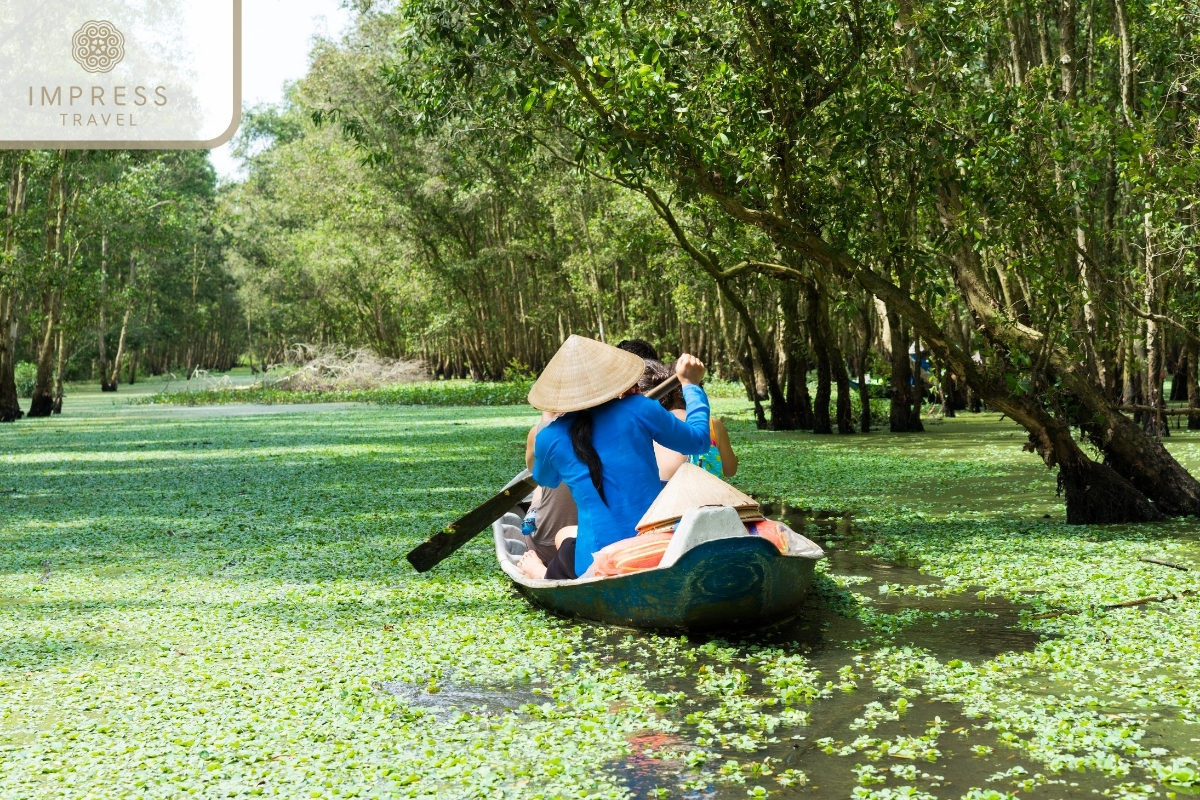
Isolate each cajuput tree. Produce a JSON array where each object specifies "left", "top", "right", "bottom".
[
  {"left": 387, "top": 0, "right": 1196, "bottom": 522},
  {"left": 0, "top": 149, "right": 233, "bottom": 420}
]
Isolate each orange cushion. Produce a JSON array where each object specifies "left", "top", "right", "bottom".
[
  {"left": 591, "top": 532, "right": 673, "bottom": 577},
  {"left": 745, "top": 519, "right": 788, "bottom": 553}
]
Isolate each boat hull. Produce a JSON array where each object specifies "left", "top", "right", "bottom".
[{"left": 494, "top": 519, "right": 820, "bottom": 632}]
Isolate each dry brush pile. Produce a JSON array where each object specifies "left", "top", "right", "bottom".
[{"left": 265, "top": 345, "right": 428, "bottom": 392}]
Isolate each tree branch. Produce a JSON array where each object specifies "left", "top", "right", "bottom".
[{"left": 1122, "top": 297, "right": 1200, "bottom": 345}]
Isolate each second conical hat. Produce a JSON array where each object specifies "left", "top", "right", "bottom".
[
  {"left": 637, "top": 462, "right": 761, "bottom": 531},
  {"left": 528, "top": 335, "right": 646, "bottom": 413}
]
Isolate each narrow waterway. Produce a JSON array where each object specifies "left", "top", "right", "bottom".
[
  {"left": 605, "top": 505, "right": 1117, "bottom": 798},
  {"left": 381, "top": 502, "right": 1187, "bottom": 798}
]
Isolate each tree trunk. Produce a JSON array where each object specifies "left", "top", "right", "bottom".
[
  {"left": 98, "top": 233, "right": 115, "bottom": 391},
  {"left": 1143, "top": 217, "right": 1166, "bottom": 437},
  {"left": 109, "top": 306, "right": 132, "bottom": 390},
  {"left": 1003, "top": 0, "right": 1026, "bottom": 85},
  {"left": 718, "top": 279, "right": 791, "bottom": 429},
  {"left": 785, "top": 349, "right": 814, "bottom": 429},
  {"left": 967, "top": 387, "right": 982, "bottom": 413},
  {"left": 27, "top": 294, "right": 58, "bottom": 418},
  {"left": 1113, "top": 0, "right": 1134, "bottom": 124},
  {"left": 810, "top": 339, "right": 832, "bottom": 434},
  {"left": 857, "top": 299, "right": 873, "bottom": 432},
  {"left": 1055, "top": 443, "right": 1164, "bottom": 524},
  {"left": 29, "top": 153, "right": 66, "bottom": 418},
  {"left": 832, "top": 348, "right": 854, "bottom": 433},
  {"left": 1133, "top": 333, "right": 1147, "bottom": 424},
  {"left": 1032, "top": 6, "right": 1051, "bottom": 67},
  {"left": 1188, "top": 337, "right": 1199, "bottom": 430},
  {"left": 742, "top": 344, "right": 768, "bottom": 429},
  {"left": 1057, "top": 0, "right": 1078, "bottom": 101},
  {"left": 1069, "top": 372, "right": 1200, "bottom": 516},
  {"left": 805, "top": 281, "right": 832, "bottom": 434},
  {"left": 780, "top": 279, "right": 810, "bottom": 429},
  {"left": 946, "top": 370, "right": 969, "bottom": 412},
  {"left": 815, "top": 285, "right": 854, "bottom": 434},
  {"left": 934, "top": 356, "right": 955, "bottom": 417},
  {"left": 1001, "top": 391, "right": 1161, "bottom": 525},
  {"left": 0, "top": 158, "right": 26, "bottom": 422},
  {"left": 52, "top": 328, "right": 65, "bottom": 414},
  {"left": 1170, "top": 352, "right": 1187, "bottom": 402},
  {"left": 887, "top": 309, "right": 914, "bottom": 432},
  {"left": 0, "top": 291, "right": 20, "bottom": 422},
  {"left": 1122, "top": 335, "right": 1139, "bottom": 407},
  {"left": 718, "top": 293, "right": 756, "bottom": 404}
]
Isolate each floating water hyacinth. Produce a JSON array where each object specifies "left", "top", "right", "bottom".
[{"left": 1, "top": 397, "right": 1197, "bottom": 798}]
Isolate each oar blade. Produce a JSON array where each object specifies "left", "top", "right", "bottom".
[{"left": 406, "top": 473, "right": 538, "bottom": 573}]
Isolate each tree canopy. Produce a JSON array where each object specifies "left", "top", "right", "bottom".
[{"left": 3, "top": 0, "right": 1200, "bottom": 522}]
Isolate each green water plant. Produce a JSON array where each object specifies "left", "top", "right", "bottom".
[{"left": 2, "top": 405, "right": 1198, "bottom": 798}]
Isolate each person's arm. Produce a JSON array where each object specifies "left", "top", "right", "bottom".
[
  {"left": 713, "top": 418, "right": 739, "bottom": 477},
  {"left": 653, "top": 440, "right": 689, "bottom": 480},
  {"left": 531, "top": 427, "right": 563, "bottom": 488},
  {"left": 525, "top": 423, "right": 538, "bottom": 471},
  {"left": 642, "top": 354, "right": 710, "bottom": 454}
]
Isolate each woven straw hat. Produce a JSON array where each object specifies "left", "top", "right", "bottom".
[
  {"left": 528, "top": 335, "right": 647, "bottom": 413},
  {"left": 637, "top": 462, "right": 762, "bottom": 532}
]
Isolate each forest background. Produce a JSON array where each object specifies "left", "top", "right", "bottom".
[{"left": 1, "top": 0, "right": 1199, "bottom": 524}]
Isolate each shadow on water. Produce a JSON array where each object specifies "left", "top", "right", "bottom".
[{"left": 763, "top": 504, "right": 1046, "bottom": 664}]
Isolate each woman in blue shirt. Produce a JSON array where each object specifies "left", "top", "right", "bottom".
[{"left": 519, "top": 335, "right": 711, "bottom": 579}]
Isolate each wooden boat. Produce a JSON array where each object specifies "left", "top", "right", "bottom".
[{"left": 492, "top": 475, "right": 824, "bottom": 632}]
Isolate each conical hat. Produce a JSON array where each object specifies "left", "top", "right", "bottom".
[
  {"left": 637, "top": 462, "right": 761, "bottom": 531},
  {"left": 528, "top": 335, "right": 646, "bottom": 413}
]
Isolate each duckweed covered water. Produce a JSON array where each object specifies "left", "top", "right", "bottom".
[{"left": 1, "top": 390, "right": 1198, "bottom": 798}]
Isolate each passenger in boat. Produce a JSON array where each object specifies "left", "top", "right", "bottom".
[
  {"left": 640, "top": 360, "right": 738, "bottom": 480},
  {"left": 522, "top": 413, "right": 579, "bottom": 564},
  {"left": 616, "top": 338, "right": 659, "bottom": 360},
  {"left": 516, "top": 335, "right": 711, "bottom": 580}
]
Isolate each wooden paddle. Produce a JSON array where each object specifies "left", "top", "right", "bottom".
[{"left": 406, "top": 373, "right": 683, "bottom": 573}]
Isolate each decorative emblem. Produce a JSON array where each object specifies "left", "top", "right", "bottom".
[{"left": 71, "top": 20, "right": 125, "bottom": 74}]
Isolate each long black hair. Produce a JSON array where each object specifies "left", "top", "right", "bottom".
[{"left": 570, "top": 411, "right": 606, "bottom": 504}]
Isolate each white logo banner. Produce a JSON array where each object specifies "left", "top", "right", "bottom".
[{"left": 0, "top": 0, "right": 240, "bottom": 149}]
